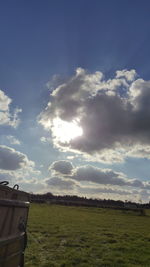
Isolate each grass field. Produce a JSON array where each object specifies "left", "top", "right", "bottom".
[{"left": 25, "top": 204, "right": 150, "bottom": 267}]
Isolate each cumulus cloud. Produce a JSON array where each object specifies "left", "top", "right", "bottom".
[
  {"left": 50, "top": 160, "right": 74, "bottom": 174},
  {"left": 72, "top": 165, "right": 150, "bottom": 190},
  {"left": 0, "top": 90, "right": 11, "bottom": 111},
  {"left": 49, "top": 160, "right": 150, "bottom": 191},
  {"left": 38, "top": 68, "right": 150, "bottom": 163},
  {"left": 0, "top": 147, "right": 41, "bottom": 190},
  {"left": 45, "top": 160, "right": 150, "bottom": 202},
  {"left": 0, "top": 90, "right": 21, "bottom": 127},
  {"left": 0, "top": 145, "right": 34, "bottom": 170},
  {"left": 116, "top": 69, "right": 137, "bottom": 81}
]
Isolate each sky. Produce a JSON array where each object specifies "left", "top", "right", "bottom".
[{"left": 1, "top": 0, "right": 150, "bottom": 202}]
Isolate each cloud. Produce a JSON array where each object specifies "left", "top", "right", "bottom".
[
  {"left": 46, "top": 177, "right": 77, "bottom": 191},
  {"left": 78, "top": 185, "right": 133, "bottom": 196},
  {"left": 71, "top": 165, "right": 136, "bottom": 187},
  {"left": 49, "top": 160, "right": 150, "bottom": 190},
  {"left": 0, "top": 90, "right": 11, "bottom": 111},
  {"left": 71, "top": 165, "right": 150, "bottom": 190},
  {"left": 45, "top": 176, "right": 132, "bottom": 196},
  {"left": 40, "top": 137, "right": 47, "bottom": 143},
  {"left": 40, "top": 136, "right": 51, "bottom": 144},
  {"left": 0, "top": 145, "right": 34, "bottom": 170},
  {"left": 45, "top": 160, "right": 150, "bottom": 202},
  {"left": 0, "top": 90, "right": 21, "bottom": 127},
  {"left": 0, "top": 171, "right": 13, "bottom": 183},
  {"left": 0, "top": 148, "right": 41, "bottom": 191},
  {"left": 18, "top": 179, "right": 46, "bottom": 193},
  {"left": 116, "top": 69, "right": 137, "bottom": 81},
  {"left": 78, "top": 186, "right": 150, "bottom": 202},
  {"left": 50, "top": 160, "right": 74, "bottom": 174},
  {"left": 6, "top": 135, "right": 21, "bottom": 145},
  {"left": 39, "top": 68, "right": 150, "bottom": 163}
]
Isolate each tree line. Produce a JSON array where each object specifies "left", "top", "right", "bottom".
[{"left": 29, "top": 192, "right": 150, "bottom": 210}]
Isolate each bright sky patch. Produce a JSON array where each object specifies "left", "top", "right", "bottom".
[{"left": 52, "top": 118, "right": 83, "bottom": 143}]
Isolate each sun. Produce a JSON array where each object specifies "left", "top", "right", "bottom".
[{"left": 52, "top": 118, "right": 83, "bottom": 143}]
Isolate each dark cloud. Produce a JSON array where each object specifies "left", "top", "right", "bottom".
[
  {"left": 71, "top": 165, "right": 145, "bottom": 188},
  {"left": 72, "top": 165, "right": 126, "bottom": 185},
  {"left": 0, "top": 145, "right": 34, "bottom": 170},
  {"left": 49, "top": 160, "right": 149, "bottom": 190},
  {"left": 39, "top": 68, "right": 150, "bottom": 162},
  {"left": 45, "top": 160, "right": 150, "bottom": 201},
  {"left": 50, "top": 160, "right": 73, "bottom": 174}
]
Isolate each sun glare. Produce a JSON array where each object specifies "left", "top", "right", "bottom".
[{"left": 52, "top": 118, "right": 83, "bottom": 143}]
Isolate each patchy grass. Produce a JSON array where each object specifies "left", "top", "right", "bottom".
[{"left": 25, "top": 204, "right": 150, "bottom": 267}]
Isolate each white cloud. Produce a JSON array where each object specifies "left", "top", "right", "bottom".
[
  {"left": 0, "top": 90, "right": 11, "bottom": 111},
  {"left": 0, "top": 90, "right": 21, "bottom": 127},
  {"left": 40, "top": 137, "right": 47, "bottom": 143},
  {"left": 6, "top": 135, "right": 21, "bottom": 145},
  {"left": 116, "top": 69, "right": 137, "bottom": 82},
  {"left": 40, "top": 136, "right": 52, "bottom": 144}
]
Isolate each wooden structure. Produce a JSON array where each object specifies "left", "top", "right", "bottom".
[{"left": 0, "top": 182, "right": 30, "bottom": 267}]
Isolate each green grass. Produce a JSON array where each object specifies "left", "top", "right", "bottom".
[{"left": 25, "top": 204, "right": 150, "bottom": 267}]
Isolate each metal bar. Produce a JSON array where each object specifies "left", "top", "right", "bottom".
[{"left": 0, "top": 199, "right": 29, "bottom": 208}]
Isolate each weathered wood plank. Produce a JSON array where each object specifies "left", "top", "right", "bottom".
[{"left": 0, "top": 183, "right": 29, "bottom": 267}]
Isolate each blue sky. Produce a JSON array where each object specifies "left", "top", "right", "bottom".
[{"left": 0, "top": 0, "right": 150, "bottom": 202}]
